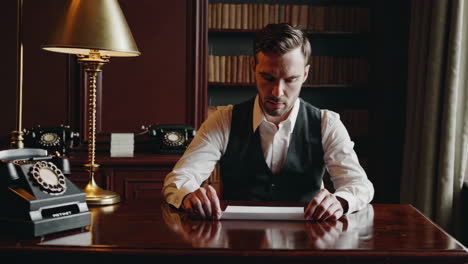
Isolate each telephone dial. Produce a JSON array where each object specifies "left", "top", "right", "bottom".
[
  {"left": 141, "top": 124, "right": 196, "bottom": 154},
  {"left": 0, "top": 148, "right": 90, "bottom": 237},
  {"left": 23, "top": 125, "right": 79, "bottom": 155}
]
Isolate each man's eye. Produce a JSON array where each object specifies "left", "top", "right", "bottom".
[
  {"left": 262, "top": 75, "right": 274, "bottom": 82},
  {"left": 286, "top": 78, "right": 298, "bottom": 83}
]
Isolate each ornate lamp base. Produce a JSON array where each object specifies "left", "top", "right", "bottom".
[
  {"left": 83, "top": 181, "right": 121, "bottom": 206},
  {"left": 83, "top": 163, "right": 121, "bottom": 206},
  {"left": 80, "top": 52, "right": 121, "bottom": 207}
]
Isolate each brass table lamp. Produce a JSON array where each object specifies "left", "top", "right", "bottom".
[
  {"left": 11, "top": 0, "right": 24, "bottom": 149},
  {"left": 42, "top": 0, "right": 140, "bottom": 205}
]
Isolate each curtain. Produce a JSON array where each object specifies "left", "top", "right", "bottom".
[{"left": 401, "top": 0, "right": 468, "bottom": 236}]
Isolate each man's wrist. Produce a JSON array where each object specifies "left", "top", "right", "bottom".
[{"left": 336, "top": 196, "right": 349, "bottom": 214}]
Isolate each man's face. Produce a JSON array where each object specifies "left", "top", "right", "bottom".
[{"left": 253, "top": 47, "right": 309, "bottom": 122}]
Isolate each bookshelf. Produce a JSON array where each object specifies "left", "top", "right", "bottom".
[{"left": 207, "top": 0, "right": 373, "bottom": 169}]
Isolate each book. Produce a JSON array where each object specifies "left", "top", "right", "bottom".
[
  {"left": 273, "top": 4, "right": 279, "bottom": 24},
  {"left": 236, "top": 4, "right": 242, "bottom": 29},
  {"left": 241, "top": 4, "right": 248, "bottom": 30},
  {"left": 226, "top": 56, "right": 231, "bottom": 83},
  {"left": 249, "top": 4, "right": 254, "bottom": 30},
  {"left": 237, "top": 55, "right": 243, "bottom": 83},
  {"left": 213, "top": 55, "right": 220, "bottom": 82},
  {"left": 285, "top": 5, "right": 291, "bottom": 26},
  {"left": 263, "top": 4, "right": 269, "bottom": 28},
  {"left": 278, "top": 4, "right": 285, "bottom": 23},
  {"left": 222, "top": 3, "right": 229, "bottom": 29},
  {"left": 219, "top": 56, "right": 226, "bottom": 83},
  {"left": 298, "top": 5, "right": 308, "bottom": 30},
  {"left": 291, "top": 5, "right": 299, "bottom": 27},
  {"left": 232, "top": 56, "right": 238, "bottom": 83},
  {"left": 315, "top": 6, "right": 325, "bottom": 32},
  {"left": 208, "top": 4, "right": 212, "bottom": 29},
  {"left": 257, "top": 4, "right": 263, "bottom": 30},
  {"left": 216, "top": 3, "right": 222, "bottom": 29},
  {"left": 229, "top": 4, "right": 235, "bottom": 29},
  {"left": 208, "top": 55, "right": 214, "bottom": 82}
]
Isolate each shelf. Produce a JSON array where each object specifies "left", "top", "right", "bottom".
[
  {"left": 208, "top": 82, "right": 368, "bottom": 88},
  {"left": 209, "top": 29, "right": 370, "bottom": 35}
]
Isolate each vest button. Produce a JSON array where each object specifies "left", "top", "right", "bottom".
[{"left": 271, "top": 184, "right": 275, "bottom": 187}]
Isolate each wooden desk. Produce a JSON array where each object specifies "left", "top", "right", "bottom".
[{"left": 0, "top": 199, "right": 467, "bottom": 264}]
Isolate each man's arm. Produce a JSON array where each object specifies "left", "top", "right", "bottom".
[
  {"left": 162, "top": 106, "right": 232, "bottom": 215},
  {"left": 320, "top": 110, "right": 375, "bottom": 214},
  {"left": 304, "top": 110, "right": 374, "bottom": 221}
]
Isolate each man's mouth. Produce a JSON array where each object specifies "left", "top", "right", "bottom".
[{"left": 267, "top": 100, "right": 284, "bottom": 108}]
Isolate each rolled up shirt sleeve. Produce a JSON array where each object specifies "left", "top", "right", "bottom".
[{"left": 321, "top": 110, "right": 375, "bottom": 214}]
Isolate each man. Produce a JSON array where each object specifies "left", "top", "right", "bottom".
[{"left": 163, "top": 23, "right": 374, "bottom": 221}]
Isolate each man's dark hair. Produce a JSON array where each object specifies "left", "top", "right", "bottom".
[{"left": 253, "top": 23, "right": 311, "bottom": 64}]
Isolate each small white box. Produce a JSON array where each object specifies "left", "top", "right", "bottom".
[{"left": 110, "top": 133, "right": 134, "bottom": 157}]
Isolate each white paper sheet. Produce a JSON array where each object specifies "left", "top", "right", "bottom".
[{"left": 221, "top": 205, "right": 305, "bottom": 221}]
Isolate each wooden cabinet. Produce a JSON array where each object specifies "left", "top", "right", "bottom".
[
  {"left": 68, "top": 152, "right": 179, "bottom": 201},
  {"left": 113, "top": 169, "right": 168, "bottom": 200}
]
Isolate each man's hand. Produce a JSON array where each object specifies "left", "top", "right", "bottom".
[
  {"left": 304, "top": 189, "right": 348, "bottom": 221},
  {"left": 305, "top": 219, "right": 345, "bottom": 248},
  {"left": 181, "top": 220, "right": 222, "bottom": 247},
  {"left": 182, "top": 185, "right": 222, "bottom": 220}
]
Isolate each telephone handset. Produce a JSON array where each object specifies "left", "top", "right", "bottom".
[
  {"left": 23, "top": 125, "right": 79, "bottom": 156},
  {"left": 0, "top": 148, "right": 90, "bottom": 237},
  {"left": 141, "top": 124, "right": 196, "bottom": 154}
]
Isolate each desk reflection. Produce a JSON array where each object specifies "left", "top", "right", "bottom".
[
  {"left": 38, "top": 203, "right": 121, "bottom": 246},
  {"left": 162, "top": 203, "right": 374, "bottom": 250}
]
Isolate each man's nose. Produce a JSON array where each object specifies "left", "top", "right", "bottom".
[{"left": 272, "top": 80, "right": 285, "bottom": 97}]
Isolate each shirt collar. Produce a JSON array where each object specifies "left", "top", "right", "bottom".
[{"left": 252, "top": 95, "right": 300, "bottom": 133}]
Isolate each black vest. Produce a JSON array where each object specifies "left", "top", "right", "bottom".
[{"left": 219, "top": 97, "right": 325, "bottom": 203}]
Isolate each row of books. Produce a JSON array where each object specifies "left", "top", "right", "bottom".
[
  {"left": 306, "top": 56, "right": 369, "bottom": 85},
  {"left": 208, "top": 55, "right": 254, "bottom": 84},
  {"left": 208, "top": 55, "right": 369, "bottom": 85},
  {"left": 208, "top": 3, "right": 370, "bottom": 32}
]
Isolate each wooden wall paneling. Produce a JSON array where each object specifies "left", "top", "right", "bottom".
[
  {"left": 84, "top": 0, "right": 207, "bottom": 140},
  {"left": 1, "top": 0, "right": 207, "bottom": 150},
  {"left": 186, "top": 0, "right": 208, "bottom": 128},
  {"left": 0, "top": 0, "right": 20, "bottom": 147},
  {"left": 67, "top": 0, "right": 208, "bottom": 154},
  {"left": 113, "top": 168, "right": 170, "bottom": 201},
  {"left": 0, "top": 0, "right": 71, "bottom": 148},
  {"left": 22, "top": 0, "right": 69, "bottom": 129}
]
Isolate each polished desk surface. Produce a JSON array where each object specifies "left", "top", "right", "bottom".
[{"left": 1, "top": 199, "right": 467, "bottom": 264}]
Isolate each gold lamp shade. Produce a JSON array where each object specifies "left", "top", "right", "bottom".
[{"left": 42, "top": 0, "right": 140, "bottom": 57}]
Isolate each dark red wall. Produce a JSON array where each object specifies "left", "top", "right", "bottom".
[{"left": 0, "top": 0, "right": 205, "bottom": 149}]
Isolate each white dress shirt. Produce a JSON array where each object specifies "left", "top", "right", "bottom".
[{"left": 163, "top": 96, "right": 374, "bottom": 214}]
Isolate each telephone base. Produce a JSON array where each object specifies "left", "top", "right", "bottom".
[
  {"left": 0, "top": 148, "right": 92, "bottom": 237},
  {"left": 1, "top": 211, "right": 91, "bottom": 237}
]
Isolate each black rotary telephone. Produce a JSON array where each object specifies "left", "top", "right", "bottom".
[
  {"left": 141, "top": 124, "right": 196, "bottom": 154},
  {"left": 0, "top": 148, "right": 90, "bottom": 237},
  {"left": 23, "top": 125, "right": 79, "bottom": 156}
]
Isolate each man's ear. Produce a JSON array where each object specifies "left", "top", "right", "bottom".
[{"left": 303, "top": 64, "right": 310, "bottom": 84}]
